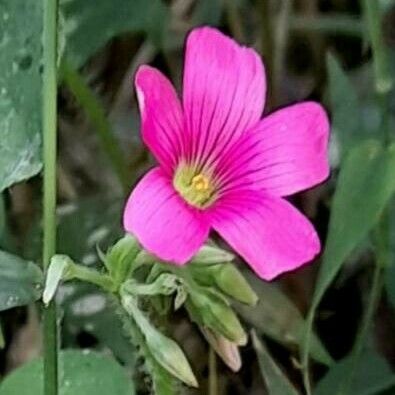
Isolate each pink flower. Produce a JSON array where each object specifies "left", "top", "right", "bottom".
[{"left": 123, "top": 27, "right": 329, "bottom": 280}]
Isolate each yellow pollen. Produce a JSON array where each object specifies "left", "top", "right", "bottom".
[{"left": 191, "top": 174, "right": 210, "bottom": 192}]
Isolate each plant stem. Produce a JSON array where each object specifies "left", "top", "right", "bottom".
[
  {"left": 42, "top": 0, "right": 59, "bottom": 394},
  {"left": 289, "top": 14, "right": 363, "bottom": 37},
  {"left": 60, "top": 61, "right": 130, "bottom": 192},
  {"left": 67, "top": 263, "right": 115, "bottom": 292},
  {"left": 209, "top": 346, "right": 218, "bottom": 395}
]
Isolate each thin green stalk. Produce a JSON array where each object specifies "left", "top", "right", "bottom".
[
  {"left": 224, "top": 0, "right": 245, "bottom": 42},
  {"left": 67, "top": 263, "right": 115, "bottom": 292},
  {"left": 302, "top": 308, "right": 314, "bottom": 395},
  {"left": 258, "top": 0, "right": 275, "bottom": 108},
  {"left": 289, "top": 14, "right": 363, "bottom": 37},
  {"left": 209, "top": 347, "right": 218, "bottom": 395},
  {"left": 42, "top": 0, "right": 59, "bottom": 394},
  {"left": 60, "top": 61, "right": 130, "bottom": 191}
]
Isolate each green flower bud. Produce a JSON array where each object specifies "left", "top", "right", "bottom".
[
  {"left": 215, "top": 264, "right": 258, "bottom": 306},
  {"left": 107, "top": 234, "right": 140, "bottom": 285},
  {"left": 187, "top": 288, "right": 247, "bottom": 345},
  {"left": 191, "top": 244, "right": 234, "bottom": 265}
]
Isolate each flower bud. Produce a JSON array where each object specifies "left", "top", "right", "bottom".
[
  {"left": 191, "top": 244, "right": 234, "bottom": 265},
  {"left": 201, "top": 327, "right": 242, "bottom": 372},
  {"left": 215, "top": 264, "right": 258, "bottom": 306},
  {"left": 187, "top": 288, "right": 247, "bottom": 345}
]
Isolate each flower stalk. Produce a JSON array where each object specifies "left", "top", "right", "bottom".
[{"left": 42, "top": 0, "right": 59, "bottom": 394}]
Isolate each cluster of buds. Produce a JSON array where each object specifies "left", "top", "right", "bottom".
[{"left": 43, "top": 234, "right": 258, "bottom": 388}]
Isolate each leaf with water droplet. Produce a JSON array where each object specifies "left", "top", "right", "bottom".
[
  {"left": 0, "top": 250, "right": 43, "bottom": 311},
  {"left": 0, "top": 0, "right": 43, "bottom": 191}
]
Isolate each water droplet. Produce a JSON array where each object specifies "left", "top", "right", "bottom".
[{"left": 18, "top": 54, "right": 33, "bottom": 70}]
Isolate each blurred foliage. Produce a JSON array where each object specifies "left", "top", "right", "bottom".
[
  {"left": 60, "top": 0, "right": 169, "bottom": 68},
  {"left": 315, "top": 350, "right": 395, "bottom": 395},
  {"left": 0, "top": 0, "right": 395, "bottom": 394}
]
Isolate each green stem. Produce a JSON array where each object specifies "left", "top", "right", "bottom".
[
  {"left": 67, "top": 263, "right": 115, "bottom": 292},
  {"left": 42, "top": 0, "right": 59, "bottom": 394},
  {"left": 289, "top": 14, "right": 363, "bottom": 37},
  {"left": 60, "top": 61, "right": 130, "bottom": 191},
  {"left": 302, "top": 307, "right": 315, "bottom": 395},
  {"left": 208, "top": 347, "right": 218, "bottom": 395}
]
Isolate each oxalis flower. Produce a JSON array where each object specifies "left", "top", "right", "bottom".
[{"left": 123, "top": 27, "right": 329, "bottom": 280}]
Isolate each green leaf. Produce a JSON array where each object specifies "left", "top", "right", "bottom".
[
  {"left": 61, "top": 0, "right": 169, "bottom": 68},
  {"left": 0, "top": 0, "right": 43, "bottom": 191},
  {"left": 314, "top": 140, "right": 395, "bottom": 306},
  {"left": 252, "top": 331, "right": 299, "bottom": 395},
  {"left": 0, "top": 350, "right": 135, "bottom": 395},
  {"left": 236, "top": 272, "right": 332, "bottom": 366},
  {"left": 0, "top": 250, "right": 42, "bottom": 311},
  {"left": 327, "top": 53, "right": 366, "bottom": 161},
  {"left": 314, "top": 351, "right": 395, "bottom": 395},
  {"left": 304, "top": 140, "right": 395, "bottom": 366}
]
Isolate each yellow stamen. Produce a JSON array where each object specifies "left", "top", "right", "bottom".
[{"left": 191, "top": 174, "right": 210, "bottom": 192}]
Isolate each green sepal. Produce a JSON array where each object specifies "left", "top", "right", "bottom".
[{"left": 106, "top": 234, "right": 140, "bottom": 286}]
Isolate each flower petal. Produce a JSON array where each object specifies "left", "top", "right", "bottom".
[
  {"left": 123, "top": 167, "right": 209, "bottom": 264},
  {"left": 215, "top": 102, "right": 330, "bottom": 197},
  {"left": 183, "top": 27, "right": 266, "bottom": 167},
  {"left": 135, "top": 65, "right": 184, "bottom": 174},
  {"left": 208, "top": 190, "right": 320, "bottom": 280}
]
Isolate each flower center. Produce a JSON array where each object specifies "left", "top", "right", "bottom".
[{"left": 173, "top": 165, "right": 217, "bottom": 208}]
